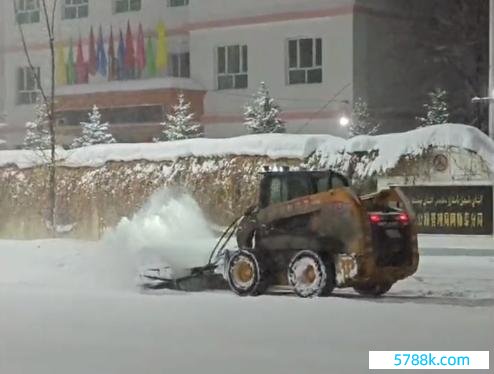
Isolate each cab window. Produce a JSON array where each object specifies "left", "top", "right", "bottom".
[
  {"left": 287, "top": 175, "right": 312, "bottom": 200},
  {"left": 316, "top": 176, "right": 330, "bottom": 192},
  {"left": 331, "top": 174, "right": 348, "bottom": 188},
  {"left": 268, "top": 177, "right": 287, "bottom": 205}
]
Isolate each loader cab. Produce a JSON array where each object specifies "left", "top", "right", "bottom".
[{"left": 259, "top": 169, "right": 349, "bottom": 208}]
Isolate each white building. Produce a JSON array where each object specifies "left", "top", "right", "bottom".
[{"left": 0, "top": 0, "right": 361, "bottom": 148}]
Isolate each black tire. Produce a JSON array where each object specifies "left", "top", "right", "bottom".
[
  {"left": 227, "top": 250, "right": 268, "bottom": 296},
  {"left": 319, "top": 260, "right": 336, "bottom": 297},
  {"left": 288, "top": 250, "right": 335, "bottom": 298},
  {"left": 354, "top": 282, "right": 392, "bottom": 297}
]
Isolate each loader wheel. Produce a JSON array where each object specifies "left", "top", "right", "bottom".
[
  {"left": 354, "top": 282, "right": 392, "bottom": 297},
  {"left": 288, "top": 250, "right": 334, "bottom": 298},
  {"left": 227, "top": 250, "right": 268, "bottom": 296}
]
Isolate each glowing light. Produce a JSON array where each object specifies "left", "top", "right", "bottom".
[{"left": 339, "top": 116, "right": 350, "bottom": 127}]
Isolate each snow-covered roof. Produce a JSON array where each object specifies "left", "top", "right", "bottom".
[
  {"left": 315, "top": 124, "right": 494, "bottom": 176},
  {"left": 0, "top": 134, "right": 335, "bottom": 168},
  {"left": 63, "top": 134, "right": 335, "bottom": 167},
  {"left": 0, "top": 124, "right": 492, "bottom": 174}
]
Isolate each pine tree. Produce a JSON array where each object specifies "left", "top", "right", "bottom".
[
  {"left": 154, "top": 93, "right": 203, "bottom": 142},
  {"left": 23, "top": 101, "right": 51, "bottom": 150},
  {"left": 244, "top": 82, "right": 285, "bottom": 134},
  {"left": 417, "top": 89, "right": 450, "bottom": 127},
  {"left": 71, "top": 105, "right": 116, "bottom": 148},
  {"left": 349, "top": 98, "right": 380, "bottom": 137}
]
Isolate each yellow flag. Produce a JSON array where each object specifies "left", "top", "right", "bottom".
[
  {"left": 155, "top": 21, "right": 168, "bottom": 71},
  {"left": 56, "top": 42, "right": 67, "bottom": 86}
]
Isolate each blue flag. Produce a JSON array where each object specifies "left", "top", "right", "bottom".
[
  {"left": 117, "top": 29, "right": 126, "bottom": 80},
  {"left": 96, "top": 25, "right": 108, "bottom": 77}
]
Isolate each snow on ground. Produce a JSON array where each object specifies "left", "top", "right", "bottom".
[
  {"left": 419, "top": 234, "right": 494, "bottom": 253},
  {"left": 1, "top": 124, "right": 492, "bottom": 176},
  {"left": 0, "top": 193, "right": 492, "bottom": 373},
  {"left": 1, "top": 239, "right": 493, "bottom": 301},
  {"left": 0, "top": 239, "right": 493, "bottom": 374}
]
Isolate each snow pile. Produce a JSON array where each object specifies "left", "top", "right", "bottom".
[
  {"left": 0, "top": 134, "right": 336, "bottom": 168},
  {"left": 0, "top": 148, "right": 64, "bottom": 168},
  {"left": 64, "top": 133, "right": 334, "bottom": 168},
  {"left": 104, "top": 189, "right": 217, "bottom": 281},
  {"left": 315, "top": 124, "right": 494, "bottom": 176},
  {"left": 0, "top": 124, "right": 492, "bottom": 176},
  {"left": 0, "top": 149, "right": 47, "bottom": 168}
]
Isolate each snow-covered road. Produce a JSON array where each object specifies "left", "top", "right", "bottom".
[{"left": 0, "top": 240, "right": 493, "bottom": 374}]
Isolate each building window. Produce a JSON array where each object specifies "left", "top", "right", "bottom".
[
  {"left": 217, "top": 45, "right": 248, "bottom": 90},
  {"left": 114, "top": 0, "right": 141, "bottom": 13},
  {"left": 287, "top": 38, "right": 322, "bottom": 84},
  {"left": 17, "top": 67, "right": 40, "bottom": 105},
  {"left": 15, "top": 0, "right": 40, "bottom": 24},
  {"left": 170, "top": 53, "right": 190, "bottom": 78},
  {"left": 62, "top": 0, "right": 88, "bottom": 19},
  {"left": 168, "top": 0, "right": 189, "bottom": 7}
]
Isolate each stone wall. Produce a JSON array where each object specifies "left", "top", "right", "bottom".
[
  {"left": 1, "top": 144, "right": 491, "bottom": 240},
  {"left": 0, "top": 156, "right": 302, "bottom": 239}
]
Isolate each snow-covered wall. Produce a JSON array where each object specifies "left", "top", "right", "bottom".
[{"left": 0, "top": 125, "right": 492, "bottom": 239}]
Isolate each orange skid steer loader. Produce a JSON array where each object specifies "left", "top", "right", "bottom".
[{"left": 142, "top": 168, "right": 419, "bottom": 298}]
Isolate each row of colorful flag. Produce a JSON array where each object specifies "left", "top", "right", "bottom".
[{"left": 56, "top": 21, "right": 169, "bottom": 85}]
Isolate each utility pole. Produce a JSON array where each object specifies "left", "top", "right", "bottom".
[
  {"left": 472, "top": 0, "right": 494, "bottom": 138},
  {"left": 490, "top": 0, "right": 494, "bottom": 139}
]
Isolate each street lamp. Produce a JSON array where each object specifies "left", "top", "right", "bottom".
[
  {"left": 490, "top": 0, "right": 494, "bottom": 139},
  {"left": 339, "top": 116, "right": 350, "bottom": 127}
]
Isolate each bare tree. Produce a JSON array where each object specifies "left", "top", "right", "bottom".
[
  {"left": 407, "top": 0, "right": 489, "bottom": 131},
  {"left": 13, "top": 0, "right": 58, "bottom": 234}
]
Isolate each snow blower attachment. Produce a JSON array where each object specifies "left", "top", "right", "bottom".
[{"left": 142, "top": 168, "right": 419, "bottom": 297}]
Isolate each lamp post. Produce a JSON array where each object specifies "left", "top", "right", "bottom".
[{"left": 489, "top": 0, "right": 494, "bottom": 139}]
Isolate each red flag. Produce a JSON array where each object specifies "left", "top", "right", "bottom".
[
  {"left": 136, "top": 23, "right": 146, "bottom": 75},
  {"left": 76, "top": 37, "right": 88, "bottom": 83},
  {"left": 88, "top": 26, "right": 97, "bottom": 76},
  {"left": 108, "top": 27, "right": 116, "bottom": 81},
  {"left": 125, "top": 21, "right": 135, "bottom": 78}
]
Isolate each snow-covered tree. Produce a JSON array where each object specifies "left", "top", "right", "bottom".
[
  {"left": 154, "top": 93, "right": 203, "bottom": 142},
  {"left": 71, "top": 105, "right": 115, "bottom": 148},
  {"left": 349, "top": 98, "right": 380, "bottom": 137},
  {"left": 23, "top": 101, "right": 51, "bottom": 150},
  {"left": 417, "top": 89, "right": 450, "bottom": 127},
  {"left": 244, "top": 82, "right": 285, "bottom": 134}
]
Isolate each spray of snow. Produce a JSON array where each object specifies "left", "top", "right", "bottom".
[{"left": 103, "top": 189, "right": 217, "bottom": 286}]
